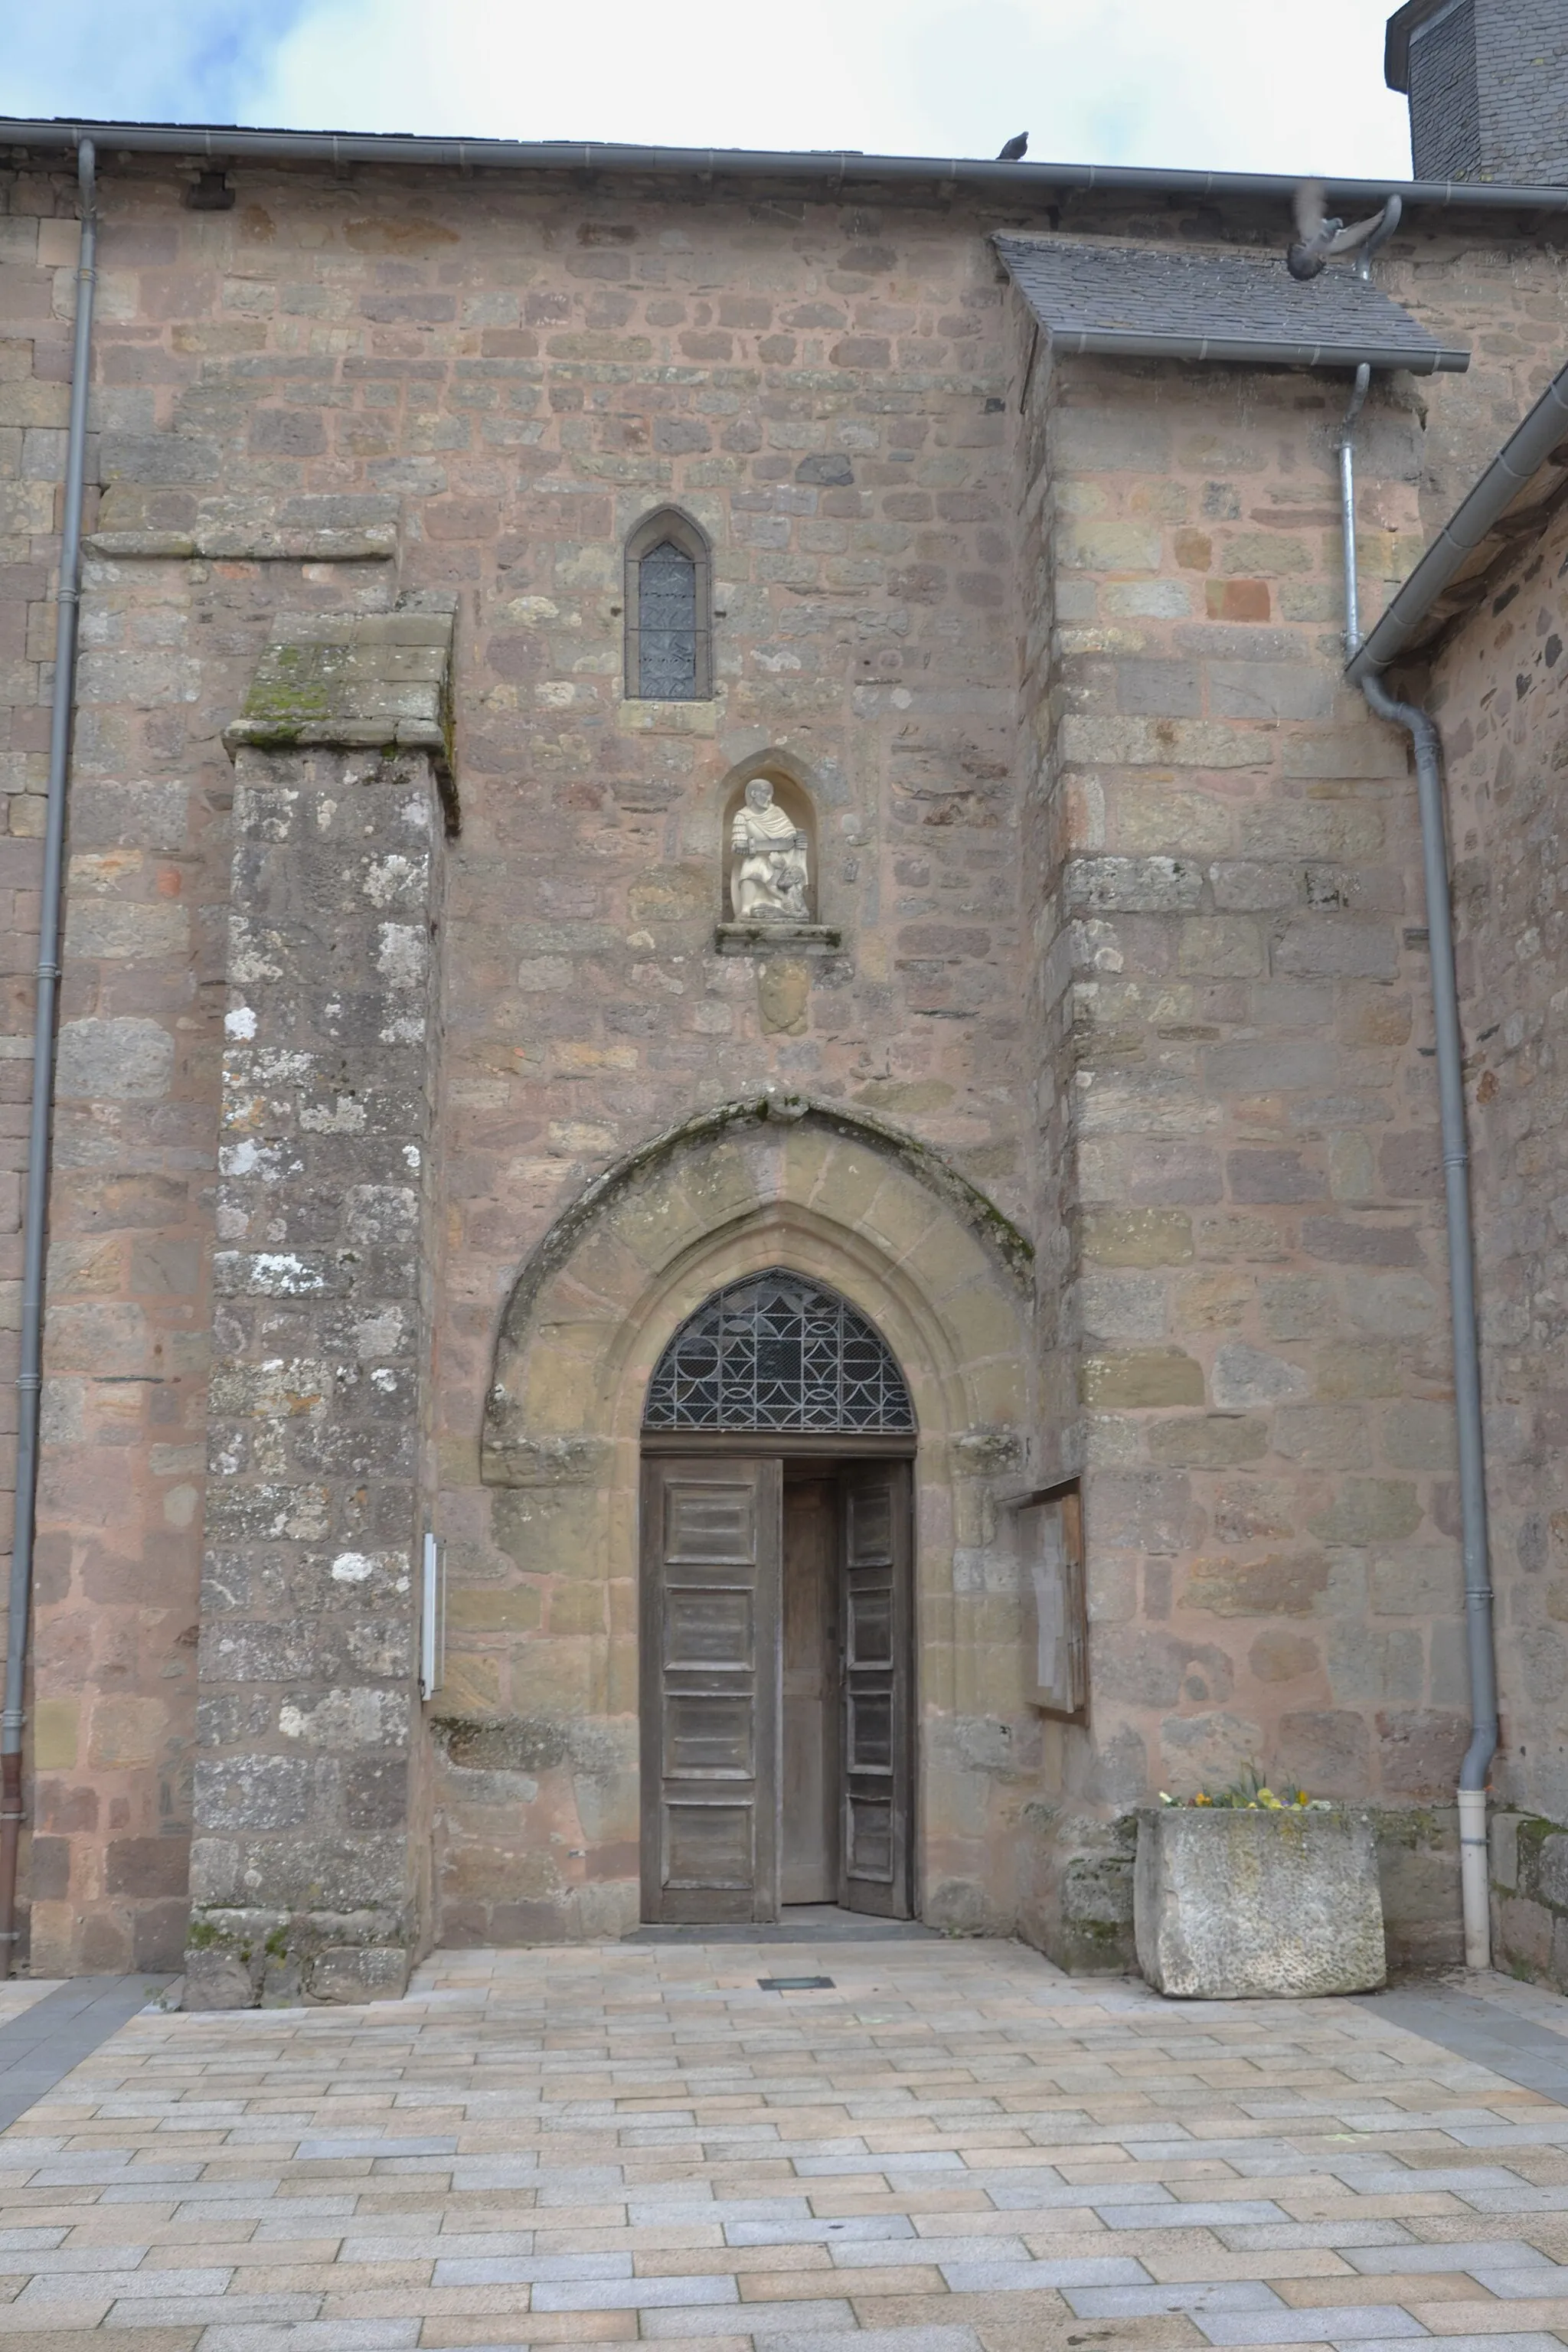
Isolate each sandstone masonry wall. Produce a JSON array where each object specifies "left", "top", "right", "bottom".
[
  {"left": 1040, "top": 350, "right": 1468, "bottom": 1963},
  {"left": 2, "top": 150, "right": 1567, "bottom": 1965},
  {"left": 1423, "top": 485, "right": 1568, "bottom": 1988}
]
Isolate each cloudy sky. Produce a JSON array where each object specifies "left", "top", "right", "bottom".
[{"left": 3, "top": 0, "right": 1413, "bottom": 181}]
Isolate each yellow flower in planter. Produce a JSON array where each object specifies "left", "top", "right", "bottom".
[{"left": 1158, "top": 1765, "right": 1331, "bottom": 1810}]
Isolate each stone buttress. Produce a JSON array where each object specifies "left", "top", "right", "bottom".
[{"left": 183, "top": 595, "right": 455, "bottom": 2007}]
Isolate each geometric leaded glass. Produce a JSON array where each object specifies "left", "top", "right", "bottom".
[
  {"left": 638, "top": 539, "right": 698, "bottom": 699},
  {"left": 643, "top": 1269, "right": 915, "bottom": 1433}
]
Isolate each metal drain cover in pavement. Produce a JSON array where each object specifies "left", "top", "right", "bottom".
[{"left": 758, "top": 1975, "right": 835, "bottom": 1990}]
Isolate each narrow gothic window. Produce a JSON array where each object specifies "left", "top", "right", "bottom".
[
  {"left": 644, "top": 1269, "right": 915, "bottom": 1434},
  {"left": 625, "top": 508, "right": 712, "bottom": 701},
  {"left": 639, "top": 541, "right": 697, "bottom": 698}
]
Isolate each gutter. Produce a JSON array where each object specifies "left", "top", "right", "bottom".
[
  {"left": 1341, "top": 265, "right": 1514, "bottom": 1972},
  {"left": 1347, "top": 358, "right": 1568, "bottom": 680},
  {"left": 7, "top": 116, "right": 1568, "bottom": 212},
  {"left": 0, "top": 140, "right": 98, "bottom": 1973},
  {"left": 1046, "top": 328, "right": 1465, "bottom": 374}
]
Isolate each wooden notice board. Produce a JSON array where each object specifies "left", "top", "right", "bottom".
[{"left": 1016, "top": 1485, "right": 1086, "bottom": 1720}]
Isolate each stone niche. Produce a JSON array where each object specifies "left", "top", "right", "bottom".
[
  {"left": 716, "top": 762, "right": 839, "bottom": 956},
  {"left": 183, "top": 593, "right": 456, "bottom": 2009}
]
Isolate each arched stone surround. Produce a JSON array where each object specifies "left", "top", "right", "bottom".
[{"left": 442, "top": 1096, "right": 1041, "bottom": 1943}]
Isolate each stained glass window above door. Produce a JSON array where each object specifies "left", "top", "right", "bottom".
[{"left": 644, "top": 1270, "right": 915, "bottom": 1433}]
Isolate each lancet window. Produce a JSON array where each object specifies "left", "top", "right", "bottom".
[{"left": 625, "top": 508, "right": 712, "bottom": 700}]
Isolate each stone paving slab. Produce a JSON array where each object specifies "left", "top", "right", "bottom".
[{"left": 1, "top": 1946, "right": 1568, "bottom": 2345}]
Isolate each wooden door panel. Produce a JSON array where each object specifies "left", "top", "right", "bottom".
[
  {"left": 665, "top": 1583, "right": 754, "bottom": 1665},
  {"left": 662, "top": 1690, "right": 753, "bottom": 1778},
  {"left": 847, "top": 1579, "right": 893, "bottom": 1668},
  {"left": 847, "top": 1792, "right": 893, "bottom": 1880},
  {"left": 665, "top": 1480, "right": 759, "bottom": 1562},
  {"left": 848, "top": 1483, "right": 892, "bottom": 1562},
  {"left": 641, "top": 1456, "right": 781, "bottom": 1925},
  {"left": 838, "top": 1461, "right": 913, "bottom": 1918},
  {"left": 663, "top": 1800, "right": 755, "bottom": 1889},
  {"left": 847, "top": 1687, "right": 893, "bottom": 1769}
]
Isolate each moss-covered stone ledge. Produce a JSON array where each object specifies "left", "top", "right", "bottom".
[
  {"left": 222, "top": 589, "right": 459, "bottom": 832},
  {"left": 183, "top": 1906, "right": 413, "bottom": 2009}
]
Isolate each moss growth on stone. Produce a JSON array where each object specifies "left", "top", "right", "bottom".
[{"left": 239, "top": 645, "right": 339, "bottom": 741}]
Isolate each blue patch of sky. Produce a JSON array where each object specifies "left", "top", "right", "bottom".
[{"left": 2, "top": 0, "right": 314, "bottom": 125}]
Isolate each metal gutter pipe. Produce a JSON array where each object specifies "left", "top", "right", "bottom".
[
  {"left": 8, "top": 115, "right": 1568, "bottom": 213},
  {"left": 0, "top": 138, "right": 98, "bottom": 1972},
  {"left": 1339, "top": 362, "right": 1371, "bottom": 641},
  {"left": 1357, "top": 668, "right": 1497, "bottom": 1968},
  {"left": 1051, "top": 329, "right": 1463, "bottom": 374},
  {"left": 1336, "top": 199, "right": 1402, "bottom": 643},
  {"left": 1339, "top": 197, "right": 1497, "bottom": 1966}
]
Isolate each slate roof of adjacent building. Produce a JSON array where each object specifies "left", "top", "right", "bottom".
[
  {"left": 994, "top": 235, "right": 1470, "bottom": 374},
  {"left": 1384, "top": 0, "right": 1455, "bottom": 88}
]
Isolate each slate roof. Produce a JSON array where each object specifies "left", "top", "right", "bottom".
[{"left": 995, "top": 236, "right": 1470, "bottom": 374}]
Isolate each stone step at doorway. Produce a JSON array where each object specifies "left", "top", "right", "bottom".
[{"left": 626, "top": 1902, "right": 941, "bottom": 1943}]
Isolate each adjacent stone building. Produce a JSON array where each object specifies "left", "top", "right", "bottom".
[{"left": 5, "top": 3, "right": 1568, "bottom": 1997}]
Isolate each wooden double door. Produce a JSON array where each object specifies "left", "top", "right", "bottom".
[{"left": 639, "top": 1453, "right": 913, "bottom": 1924}]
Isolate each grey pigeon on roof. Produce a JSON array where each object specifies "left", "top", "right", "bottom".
[
  {"left": 1287, "top": 181, "right": 1396, "bottom": 280},
  {"left": 996, "top": 132, "right": 1028, "bottom": 161}
]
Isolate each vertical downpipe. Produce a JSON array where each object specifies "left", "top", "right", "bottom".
[
  {"left": 1339, "top": 194, "right": 1497, "bottom": 1970},
  {"left": 0, "top": 139, "right": 99, "bottom": 1971},
  {"left": 1339, "top": 364, "right": 1370, "bottom": 648},
  {"left": 1359, "top": 668, "right": 1498, "bottom": 1970}
]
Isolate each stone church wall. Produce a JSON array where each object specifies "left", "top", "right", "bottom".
[
  {"left": 2, "top": 147, "right": 1567, "bottom": 1971},
  {"left": 1018, "top": 344, "right": 1474, "bottom": 1966},
  {"left": 410, "top": 185, "right": 1039, "bottom": 1945},
  {"left": 2, "top": 158, "right": 1044, "bottom": 1966},
  {"left": 1420, "top": 485, "right": 1568, "bottom": 1988}
]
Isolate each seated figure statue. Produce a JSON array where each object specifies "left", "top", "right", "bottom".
[{"left": 730, "top": 776, "right": 809, "bottom": 923}]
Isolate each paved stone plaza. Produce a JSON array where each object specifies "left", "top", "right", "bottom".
[{"left": 0, "top": 1943, "right": 1566, "bottom": 2345}]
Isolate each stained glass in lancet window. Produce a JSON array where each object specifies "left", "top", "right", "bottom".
[
  {"left": 644, "top": 1270, "right": 915, "bottom": 1433},
  {"left": 638, "top": 540, "right": 698, "bottom": 699}
]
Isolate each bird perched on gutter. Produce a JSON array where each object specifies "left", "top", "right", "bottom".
[
  {"left": 1287, "top": 181, "right": 1393, "bottom": 279},
  {"left": 997, "top": 132, "right": 1028, "bottom": 160}
]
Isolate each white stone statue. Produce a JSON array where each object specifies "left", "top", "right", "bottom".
[{"left": 730, "top": 777, "right": 809, "bottom": 923}]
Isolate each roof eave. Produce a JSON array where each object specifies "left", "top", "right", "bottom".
[{"left": 6, "top": 115, "right": 1568, "bottom": 211}]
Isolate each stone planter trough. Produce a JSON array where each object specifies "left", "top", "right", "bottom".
[{"left": 1135, "top": 1805, "right": 1387, "bottom": 1998}]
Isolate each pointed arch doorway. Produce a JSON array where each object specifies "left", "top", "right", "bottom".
[{"left": 639, "top": 1270, "right": 917, "bottom": 1927}]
